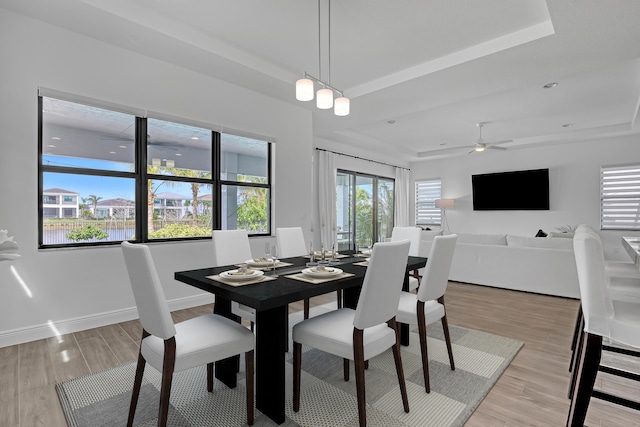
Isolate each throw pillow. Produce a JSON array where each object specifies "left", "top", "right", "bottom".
[{"left": 535, "top": 229, "right": 548, "bottom": 237}]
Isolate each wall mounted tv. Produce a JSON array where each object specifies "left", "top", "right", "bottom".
[{"left": 472, "top": 168, "right": 550, "bottom": 210}]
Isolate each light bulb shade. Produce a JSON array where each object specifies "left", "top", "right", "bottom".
[
  {"left": 296, "top": 78, "right": 314, "bottom": 101},
  {"left": 334, "top": 97, "right": 350, "bottom": 116},
  {"left": 316, "top": 88, "right": 333, "bottom": 109},
  {"left": 435, "top": 198, "right": 455, "bottom": 209},
  {"left": 475, "top": 146, "right": 485, "bottom": 152}
]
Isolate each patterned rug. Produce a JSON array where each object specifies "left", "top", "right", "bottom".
[{"left": 56, "top": 305, "right": 523, "bottom": 426}]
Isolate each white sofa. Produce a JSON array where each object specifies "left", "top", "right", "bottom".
[{"left": 420, "top": 231, "right": 580, "bottom": 298}]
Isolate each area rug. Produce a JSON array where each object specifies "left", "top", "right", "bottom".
[{"left": 56, "top": 305, "right": 523, "bottom": 426}]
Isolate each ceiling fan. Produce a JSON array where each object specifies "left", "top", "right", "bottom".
[
  {"left": 99, "top": 132, "right": 183, "bottom": 151},
  {"left": 467, "top": 122, "right": 511, "bottom": 153}
]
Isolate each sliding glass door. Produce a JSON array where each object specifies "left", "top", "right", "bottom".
[{"left": 336, "top": 170, "right": 394, "bottom": 252}]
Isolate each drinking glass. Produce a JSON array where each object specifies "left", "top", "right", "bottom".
[
  {"left": 329, "top": 242, "right": 340, "bottom": 264},
  {"left": 264, "top": 242, "right": 271, "bottom": 261},
  {"left": 307, "top": 241, "right": 317, "bottom": 266},
  {"left": 271, "top": 245, "right": 278, "bottom": 272}
]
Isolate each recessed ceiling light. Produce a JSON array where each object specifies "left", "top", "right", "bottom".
[
  {"left": 191, "top": 136, "right": 199, "bottom": 140},
  {"left": 175, "top": 153, "right": 182, "bottom": 156},
  {"left": 109, "top": 151, "right": 116, "bottom": 154},
  {"left": 543, "top": 82, "right": 558, "bottom": 89},
  {"left": 387, "top": 120, "right": 396, "bottom": 124},
  {"left": 51, "top": 136, "right": 61, "bottom": 140},
  {"left": 562, "top": 123, "right": 573, "bottom": 128},
  {"left": 119, "top": 145, "right": 127, "bottom": 148},
  {"left": 47, "top": 144, "right": 56, "bottom": 148}
]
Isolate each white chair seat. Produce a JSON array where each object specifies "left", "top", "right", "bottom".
[
  {"left": 142, "top": 314, "right": 255, "bottom": 373},
  {"left": 396, "top": 292, "right": 444, "bottom": 325},
  {"left": 293, "top": 308, "right": 395, "bottom": 361},
  {"left": 408, "top": 276, "right": 419, "bottom": 291},
  {"left": 606, "top": 261, "right": 640, "bottom": 279},
  {"left": 232, "top": 303, "right": 256, "bottom": 323}
]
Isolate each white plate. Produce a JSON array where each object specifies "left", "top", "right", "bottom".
[
  {"left": 301, "top": 267, "right": 343, "bottom": 278},
  {"left": 220, "top": 269, "right": 264, "bottom": 281},
  {"left": 245, "top": 259, "right": 274, "bottom": 267}
]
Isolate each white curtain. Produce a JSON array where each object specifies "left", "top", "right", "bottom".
[
  {"left": 318, "top": 150, "right": 337, "bottom": 249},
  {"left": 394, "top": 167, "right": 411, "bottom": 227}
]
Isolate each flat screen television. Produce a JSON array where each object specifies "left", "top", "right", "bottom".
[{"left": 472, "top": 168, "right": 550, "bottom": 210}]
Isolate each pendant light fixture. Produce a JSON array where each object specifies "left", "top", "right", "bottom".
[{"left": 295, "top": 0, "right": 350, "bottom": 116}]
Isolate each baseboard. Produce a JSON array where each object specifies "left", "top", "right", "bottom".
[{"left": 0, "top": 293, "right": 215, "bottom": 348}]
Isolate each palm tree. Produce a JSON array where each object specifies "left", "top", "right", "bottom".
[
  {"left": 175, "top": 169, "right": 212, "bottom": 226},
  {"left": 86, "top": 195, "right": 103, "bottom": 218}
]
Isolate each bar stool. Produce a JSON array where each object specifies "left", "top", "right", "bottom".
[{"left": 567, "top": 229, "right": 640, "bottom": 426}]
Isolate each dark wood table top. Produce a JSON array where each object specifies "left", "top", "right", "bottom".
[{"left": 175, "top": 254, "right": 427, "bottom": 311}]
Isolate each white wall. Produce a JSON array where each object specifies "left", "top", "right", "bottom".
[
  {"left": 410, "top": 135, "right": 640, "bottom": 260},
  {"left": 0, "top": 10, "right": 313, "bottom": 347}
]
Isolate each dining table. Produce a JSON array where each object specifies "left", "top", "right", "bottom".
[{"left": 175, "top": 252, "right": 427, "bottom": 425}]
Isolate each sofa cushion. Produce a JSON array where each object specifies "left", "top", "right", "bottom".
[
  {"left": 535, "top": 229, "right": 548, "bottom": 237},
  {"left": 456, "top": 233, "right": 507, "bottom": 245},
  {"left": 507, "top": 235, "right": 573, "bottom": 250},
  {"left": 547, "top": 231, "right": 575, "bottom": 238}
]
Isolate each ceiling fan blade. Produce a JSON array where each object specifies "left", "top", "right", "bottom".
[{"left": 487, "top": 145, "right": 508, "bottom": 151}]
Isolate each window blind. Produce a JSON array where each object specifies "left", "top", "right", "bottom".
[
  {"left": 601, "top": 164, "right": 640, "bottom": 230},
  {"left": 415, "top": 179, "right": 441, "bottom": 225}
]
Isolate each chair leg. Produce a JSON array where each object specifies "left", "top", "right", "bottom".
[
  {"left": 344, "top": 358, "right": 350, "bottom": 381},
  {"left": 416, "top": 301, "right": 431, "bottom": 393},
  {"left": 568, "top": 313, "right": 585, "bottom": 399},
  {"left": 245, "top": 350, "right": 254, "bottom": 426},
  {"left": 569, "top": 307, "right": 583, "bottom": 372},
  {"left": 337, "top": 289, "right": 343, "bottom": 309},
  {"left": 128, "top": 331, "right": 149, "bottom": 427},
  {"left": 293, "top": 342, "right": 302, "bottom": 412},
  {"left": 304, "top": 298, "right": 310, "bottom": 319},
  {"left": 566, "top": 332, "right": 602, "bottom": 427},
  {"left": 389, "top": 318, "right": 410, "bottom": 413},
  {"left": 158, "top": 337, "right": 176, "bottom": 427},
  {"left": 353, "top": 329, "right": 367, "bottom": 427},
  {"left": 439, "top": 296, "right": 455, "bottom": 371},
  {"left": 207, "top": 363, "right": 214, "bottom": 392}
]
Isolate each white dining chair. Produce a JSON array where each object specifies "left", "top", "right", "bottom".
[
  {"left": 121, "top": 241, "right": 255, "bottom": 427},
  {"left": 390, "top": 226, "right": 423, "bottom": 291},
  {"left": 567, "top": 225, "right": 640, "bottom": 377},
  {"left": 292, "top": 240, "right": 411, "bottom": 427},
  {"left": 276, "top": 226, "right": 336, "bottom": 318},
  {"left": 212, "top": 230, "right": 257, "bottom": 327},
  {"left": 396, "top": 233, "right": 457, "bottom": 393},
  {"left": 567, "top": 229, "right": 640, "bottom": 426}
]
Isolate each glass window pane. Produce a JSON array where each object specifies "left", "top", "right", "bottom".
[
  {"left": 147, "top": 179, "right": 213, "bottom": 239},
  {"left": 222, "top": 184, "right": 269, "bottom": 233},
  {"left": 147, "top": 118, "right": 211, "bottom": 176},
  {"left": 355, "top": 176, "right": 374, "bottom": 249},
  {"left": 336, "top": 172, "right": 353, "bottom": 251},
  {"left": 377, "top": 178, "right": 395, "bottom": 242},
  {"left": 42, "top": 97, "right": 135, "bottom": 172},
  {"left": 42, "top": 172, "right": 135, "bottom": 245},
  {"left": 221, "top": 134, "right": 269, "bottom": 183}
]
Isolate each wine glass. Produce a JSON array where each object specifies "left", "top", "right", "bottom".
[
  {"left": 271, "top": 245, "right": 278, "bottom": 272},
  {"left": 307, "top": 241, "right": 317, "bottom": 266},
  {"left": 264, "top": 242, "right": 271, "bottom": 261},
  {"left": 329, "top": 242, "right": 340, "bottom": 264}
]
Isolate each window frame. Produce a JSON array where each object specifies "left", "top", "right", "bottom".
[
  {"left": 415, "top": 178, "right": 442, "bottom": 226},
  {"left": 600, "top": 164, "right": 640, "bottom": 231},
  {"left": 38, "top": 95, "right": 273, "bottom": 248}
]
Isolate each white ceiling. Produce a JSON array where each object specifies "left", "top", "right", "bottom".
[{"left": 3, "top": 0, "right": 640, "bottom": 162}]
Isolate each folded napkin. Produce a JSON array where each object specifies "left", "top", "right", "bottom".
[{"left": 227, "top": 269, "right": 255, "bottom": 276}]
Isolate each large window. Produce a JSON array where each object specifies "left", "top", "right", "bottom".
[
  {"left": 336, "top": 171, "right": 394, "bottom": 251},
  {"left": 415, "top": 179, "right": 442, "bottom": 226},
  {"left": 601, "top": 164, "right": 640, "bottom": 230},
  {"left": 39, "top": 95, "right": 271, "bottom": 248}
]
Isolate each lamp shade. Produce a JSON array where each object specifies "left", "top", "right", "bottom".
[
  {"left": 435, "top": 198, "right": 455, "bottom": 209},
  {"left": 334, "top": 97, "right": 350, "bottom": 116},
  {"left": 296, "top": 78, "right": 314, "bottom": 101},
  {"left": 316, "top": 88, "right": 333, "bottom": 109}
]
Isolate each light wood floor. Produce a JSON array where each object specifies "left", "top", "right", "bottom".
[{"left": 2, "top": 282, "right": 639, "bottom": 426}]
